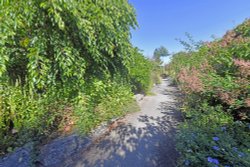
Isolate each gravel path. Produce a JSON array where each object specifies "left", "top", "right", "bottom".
[{"left": 60, "top": 78, "right": 182, "bottom": 167}]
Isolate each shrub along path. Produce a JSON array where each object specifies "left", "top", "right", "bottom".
[{"left": 58, "top": 78, "right": 182, "bottom": 167}]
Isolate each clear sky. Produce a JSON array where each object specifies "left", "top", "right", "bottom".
[{"left": 129, "top": 0, "right": 250, "bottom": 60}]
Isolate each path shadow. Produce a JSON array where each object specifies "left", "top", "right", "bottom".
[{"left": 54, "top": 80, "right": 182, "bottom": 167}]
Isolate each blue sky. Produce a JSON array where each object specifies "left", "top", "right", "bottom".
[{"left": 129, "top": 0, "right": 250, "bottom": 60}]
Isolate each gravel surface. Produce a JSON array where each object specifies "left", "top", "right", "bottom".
[{"left": 58, "top": 78, "right": 182, "bottom": 167}]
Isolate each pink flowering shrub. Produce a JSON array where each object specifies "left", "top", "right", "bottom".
[
  {"left": 171, "top": 19, "right": 250, "bottom": 167},
  {"left": 168, "top": 19, "right": 250, "bottom": 120},
  {"left": 233, "top": 59, "right": 250, "bottom": 77},
  {"left": 218, "top": 92, "right": 235, "bottom": 105},
  {"left": 245, "top": 98, "right": 250, "bottom": 107},
  {"left": 178, "top": 68, "right": 204, "bottom": 93}
]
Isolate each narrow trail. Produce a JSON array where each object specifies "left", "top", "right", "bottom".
[{"left": 60, "top": 78, "right": 182, "bottom": 167}]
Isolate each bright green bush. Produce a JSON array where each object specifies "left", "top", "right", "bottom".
[
  {"left": 0, "top": 81, "right": 69, "bottom": 155},
  {"left": 128, "top": 48, "right": 153, "bottom": 94},
  {"left": 0, "top": 0, "right": 152, "bottom": 155},
  {"left": 74, "top": 80, "right": 138, "bottom": 133}
]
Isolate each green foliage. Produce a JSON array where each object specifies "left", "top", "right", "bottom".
[
  {"left": 150, "top": 61, "right": 162, "bottom": 85},
  {"left": 128, "top": 48, "right": 153, "bottom": 93},
  {"left": 74, "top": 80, "right": 138, "bottom": 133},
  {"left": 0, "top": 0, "right": 153, "bottom": 155},
  {"left": 167, "top": 19, "right": 250, "bottom": 166},
  {"left": 177, "top": 102, "right": 250, "bottom": 167},
  {"left": 176, "top": 32, "right": 203, "bottom": 52},
  {"left": 166, "top": 48, "right": 208, "bottom": 81},
  {"left": 0, "top": 0, "right": 137, "bottom": 88},
  {"left": 168, "top": 19, "right": 250, "bottom": 115},
  {"left": 153, "top": 46, "right": 169, "bottom": 64},
  {"left": 0, "top": 80, "right": 68, "bottom": 155}
]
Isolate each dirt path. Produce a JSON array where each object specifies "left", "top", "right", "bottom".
[{"left": 60, "top": 78, "right": 182, "bottom": 167}]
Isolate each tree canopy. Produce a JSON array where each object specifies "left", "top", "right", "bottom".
[
  {"left": 0, "top": 0, "right": 138, "bottom": 89},
  {"left": 153, "top": 46, "right": 169, "bottom": 63}
]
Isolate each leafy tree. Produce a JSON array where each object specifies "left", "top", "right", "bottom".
[
  {"left": 153, "top": 46, "right": 169, "bottom": 63},
  {"left": 0, "top": 0, "right": 138, "bottom": 90},
  {"left": 0, "top": 0, "right": 155, "bottom": 155}
]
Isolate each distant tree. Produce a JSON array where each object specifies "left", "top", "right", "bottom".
[{"left": 153, "top": 46, "right": 169, "bottom": 63}]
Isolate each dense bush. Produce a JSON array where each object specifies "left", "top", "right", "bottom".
[
  {"left": 168, "top": 19, "right": 250, "bottom": 118},
  {"left": 0, "top": 0, "right": 153, "bottom": 155},
  {"left": 0, "top": 80, "right": 69, "bottom": 154},
  {"left": 74, "top": 80, "right": 138, "bottom": 133},
  {"left": 128, "top": 48, "right": 153, "bottom": 93},
  {"left": 177, "top": 102, "right": 250, "bottom": 167},
  {"left": 167, "top": 19, "right": 250, "bottom": 166}
]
